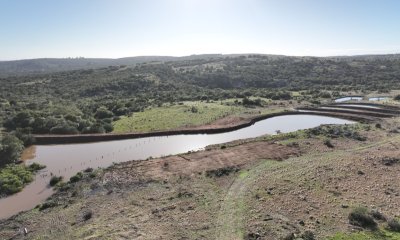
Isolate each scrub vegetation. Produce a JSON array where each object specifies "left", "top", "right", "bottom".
[
  {"left": 1, "top": 54, "right": 400, "bottom": 238},
  {"left": 1, "top": 117, "right": 400, "bottom": 239},
  {"left": 0, "top": 163, "right": 45, "bottom": 196}
]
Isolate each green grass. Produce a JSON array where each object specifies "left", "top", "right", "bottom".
[
  {"left": 217, "top": 160, "right": 281, "bottom": 239},
  {"left": 113, "top": 101, "right": 260, "bottom": 133},
  {"left": 113, "top": 100, "right": 285, "bottom": 133},
  {"left": 327, "top": 230, "right": 400, "bottom": 240},
  {"left": 238, "top": 170, "right": 249, "bottom": 179}
]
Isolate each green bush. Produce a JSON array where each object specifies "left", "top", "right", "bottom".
[
  {"left": 94, "top": 107, "right": 114, "bottom": 119},
  {"left": 0, "top": 165, "right": 33, "bottom": 195},
  {"left": 348, "top": 207, "right": 377, "bottom": 230},
  {"left": 388, "top": 219, "right": 400, "bottom": 232},
  {"left": 0, "top": 135, "right": 24, "bottom": 166},
  {"left": 301, "top": 231, "right": 315, "bottom": 240},
  {"left": 324, "top": 139, "right": 334, "bottom": 148},
  {"left": 206, "top": 166, "right": 239, "bottom": 178},
  {"left": 50, "top": 124, "right": 79, "bottom": 134},
  {"left": 0, "top": 173, "right": 23, "bottom": 194},
  {"left": 69, "top": 172, "right": 83, "bottom": 183},
  {"left": 27, "top": 162, "right": 46, "bottom": 171},
  {"left": 83, "top": 210, "right": 93, "bottom": 221},
  {"left": 39, "top": 200, "right": 58, "bottom": 211},
  {"left": 49, "top": 176, "right": 63, "bottom": 186}
]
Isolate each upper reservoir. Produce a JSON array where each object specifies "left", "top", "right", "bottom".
[
  {"left": 368, "top": 97, "right": 389, "bottom": 101},
  {"left": 0, "top": 114, "right": 354, "bottom": 219},
  {"left": 334, "top": 96, "right": 363, "bottom": 103}
]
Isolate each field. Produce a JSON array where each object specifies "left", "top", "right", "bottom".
[{"left": 112, "top": 99, "right": 283, "bottom": 133}]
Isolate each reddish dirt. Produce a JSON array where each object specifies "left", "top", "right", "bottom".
[{"left": 104, "top": 141, "right": 301, "bottom": 185}]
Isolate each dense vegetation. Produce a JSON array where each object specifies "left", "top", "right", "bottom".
[
  {"left": 0, "top": 54, "right": 400, "bottom": 165},
  {"left": 2, "top": 54, "right": 400, "bottom": 136},
  {"left": 0, "top": 54, "right": 223, "bottom": 77},
  {"left": 0, "top": 134, "right": 24, "bottom": 166},
  {"left": 0, "top": 163, "right": 45, "bottom": 196}
]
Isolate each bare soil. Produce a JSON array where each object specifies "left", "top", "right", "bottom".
[{"left": 1, "top": 118, "right": 400, "bottom": 239}]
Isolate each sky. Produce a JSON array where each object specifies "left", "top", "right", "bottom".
[{"left": 0, "top": 0, "right": 400, "bottom": 60}]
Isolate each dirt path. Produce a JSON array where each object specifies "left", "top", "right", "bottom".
[
  {"left": 216, "top": 173, "right": 247, "bottom": 240},
  {"left": 216, "top": 160, "right": 279, "bottom": 240}
]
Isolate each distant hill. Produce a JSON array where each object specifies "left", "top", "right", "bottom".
[
  {"left": 1, "top": 53, "right": 400, "bottom": 77},
  {"left": 0, "top": 54, "right": 224, "bottom": 77}
]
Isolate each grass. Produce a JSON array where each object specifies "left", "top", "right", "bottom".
[
  {"left": 113, "top": 100, "right": 282, "bottom": 133},
  {"left": 113, "top": 101, "right": 245, "bottom": 133},
  {"left": 216, "top": 160, "right": 281, "bottom": 239},
  {"left": 327, "top": 230, "right": 400, "bottom": 240}
]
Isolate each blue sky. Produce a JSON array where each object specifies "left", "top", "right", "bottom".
[{"left": 1, "top": 0, "right": 400, "bottom": 60}]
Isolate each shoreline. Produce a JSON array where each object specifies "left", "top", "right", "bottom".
[{"left": 33, "top": 111, "right": 373, "bottom": 145}]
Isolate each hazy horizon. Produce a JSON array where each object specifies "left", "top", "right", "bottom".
[
  {"left": 2, "top": 52, "right": 400, "bottom": 62},
  {"left": 1, "top": 0, "right": 400, "bottom": 60}
]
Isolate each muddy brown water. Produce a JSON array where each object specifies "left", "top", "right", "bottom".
[{"left": 0, "top": 114, "right": 354, "bottom": 219}]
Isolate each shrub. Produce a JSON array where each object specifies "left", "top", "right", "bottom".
[
  {"left": 206, "top": 166, "right": 239, "bottom": 178},
  {"left": 58, "top": 182, "right": 71, "bottom": 192},
  {"left": 370, "top": 210, "right": 386, "bottom": 221},
  {"left": 190, "top": 106, "right": 199, "bottom": 113},
  {"left": 39, "top": 200, "right": 57, "bottom": 211},
  {"left": 14, "top": 129, "right": 36, "bottom": 146},
  {"left": 348, "top": 207, "right": 377, "bottom": 230},
  {"left": 381, "top": 157, "right": 400, "bottom": 166},
  {"left": 0, "top": 164, "right": 34, "bottom": 195},
  {"left": 50, "top": 124, "right": 79, "bottom": 134},
  {"left": 324, "top": 139, "right": 334, "bottom": 148},
  {"left": 83, "top": 167, "right": 93, "bottom": 173},
  {"left": 301, "top": 231, "right": 315, "bottom": 240},
  {"left": 0, "top": 135, "right": 24, "bottom": 166},
  {"left": 69, "top": 172, "right": 83, "bottom": 183},
  {"left": 82, "top": 124, "right": 105, "bottom": 134},
  {"left": 27, "top": 162, "right": 46, "bottom": 171},
  {"left": 0, "top": 173, "right": 23, "bottom": 194},
  {"left": 94, "top": 107, "right": 113, "bottom": 119},
  {"left": 103, "top": 123, "right": 113, "bottom": 132},
  {"left": 83, "top": 210, "right": 93, "bottom": 221},
  {"left": 388, "top": 219, "right": 400, "bottom": 232},
  {"left": 49, "top": 176, "right": 63, "bottom": 186}
]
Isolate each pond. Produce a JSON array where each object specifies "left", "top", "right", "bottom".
[
  {"left": 334, "top": 96, "right": 363, "bottom": 103},
  {"left": 368, "top": 97, "right": 389, "bottom": 101},
  {"left": 335, "top": 104, "right": 381, "bottom": 109},
  {"left": 0, "top": 114, "right": 355, "bottom": 219}
]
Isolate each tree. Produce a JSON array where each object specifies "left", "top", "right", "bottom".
[
  {"left": 50, "top": 124, "right": 79, "bottom": 134},
  {"left": 0, "top": 135, "right": 24, "bottom": 166},
  {"left": 94, "top": 107, "right": 114, "bottom": 119}
]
